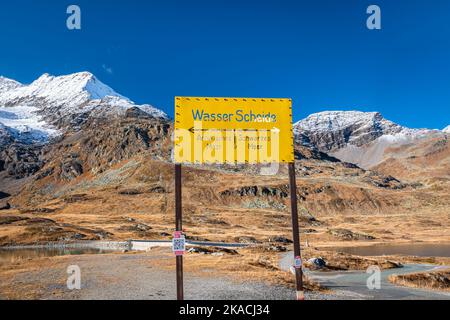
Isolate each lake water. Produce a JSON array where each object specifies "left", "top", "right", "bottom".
[
  {"left": 0, "top": 247, "right": 114, "bottom": 261},
  {"left": 328, "top": 243, "right": 450, "bottom": 258}
]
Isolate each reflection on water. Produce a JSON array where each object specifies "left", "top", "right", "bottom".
[
  {"left": 0, "top": 247, "right": 113, "bottom": 261},
  {"left": 329, "top": 243, "right": 450, "bottom": 257}
]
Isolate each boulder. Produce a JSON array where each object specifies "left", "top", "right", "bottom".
[
  {"left": 0, "top": 202, "right": 11, "bottom": 210},
  {"left": 307, "top": 257, "right": 327, "bottom": 270},
  {"left": 269, "top": 236, "right": 293, "bottom": 244}
]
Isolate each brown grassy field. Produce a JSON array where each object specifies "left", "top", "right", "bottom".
[
  {"left": 0, "top": 152, "right": 449, "bottom": 298},
  {"left": 1, "top": 157, "right": 449, "bottom": 247},
  {"left": 389, "top": 269, "right": 450, "bottom": 292}
]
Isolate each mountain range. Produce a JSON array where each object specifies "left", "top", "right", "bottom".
[
  {"left": 0, "top": 72, "right": 167, "bottom": 145},
  {"left": 0, "top": 72, "right": 448, "bottom": 246},
  {"left": 1, "top": 72, "right": 448, "bottom": 180},
  {"left": 294, "top": 111, "right": 449, "bottom": 181},
  {"left": 0, "top": 72, "right": 448, "bottom": 182}
]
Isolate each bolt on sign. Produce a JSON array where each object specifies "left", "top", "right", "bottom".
[{"left": 174, "top": 97, "right": 294, "bottom": 164}]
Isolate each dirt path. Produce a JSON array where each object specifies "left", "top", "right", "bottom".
[{"left": 0, "top": 250, "right": 333, "bottom": 300}]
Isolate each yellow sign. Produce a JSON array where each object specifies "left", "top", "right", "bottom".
[{"left": 174, "top": 97, "right": 294, "bottom": 164}]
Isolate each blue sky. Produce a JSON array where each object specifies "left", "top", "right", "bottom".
[{"left": 0, "top": 0, "right": 449, "bottom": 129}]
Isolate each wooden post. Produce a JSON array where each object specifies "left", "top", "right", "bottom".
[
  {"left": 288, "top": 162, "right": 304, "bottom": 300},
  {"left": 175, "top": 163, "right": 184, "bottom": 300}
]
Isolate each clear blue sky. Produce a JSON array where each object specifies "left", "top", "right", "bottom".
[{"left": 0, "top": 0, "right": 449, "bottom": 129}]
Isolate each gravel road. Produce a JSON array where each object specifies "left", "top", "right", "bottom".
[{"left": 3, "top": 250, "right": 334, "bottom": 300}]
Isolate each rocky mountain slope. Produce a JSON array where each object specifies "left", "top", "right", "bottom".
[
  {"left": 294, "top": 111, "right": 449, "bottom": 182},
  {"left": 0, "top": 72, "right": 448, "bottom": 246},
  {"left": 0, "top": 72, "right": 170, "bottom": 188},
  {"left": 294, "top": 111, "right": 406, "bottom": 151}
]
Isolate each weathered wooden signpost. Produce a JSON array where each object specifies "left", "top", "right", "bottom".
[{"left": 173, "top": 97, "right": 304, "bottom": 300}]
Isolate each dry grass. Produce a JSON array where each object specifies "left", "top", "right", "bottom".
[
  {"left": 139, "top": 247, "right": 323, "bottom": 291},
  {"left": 0, "top": 157, "right": 448, "bottom": 247},
  {"left": 389, "top": 269, "right": 450, "bottom": 291}
]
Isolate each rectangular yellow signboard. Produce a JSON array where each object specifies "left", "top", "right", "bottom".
[{"left": 174, "top": 97, "right": 294, "bottom": 164}]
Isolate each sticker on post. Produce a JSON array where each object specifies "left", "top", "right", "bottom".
[
  {"left": 294, "top": 256, "right": 302, "bottom": 269},
  {"left": 172, "top": 231, "right": 185, "bottom": 256}
]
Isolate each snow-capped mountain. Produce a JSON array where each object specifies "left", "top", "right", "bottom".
[
  {"left": 294, "top": 111, "right": 446, "bottom": 168},
  {"left": 0, "top": 72, "right": 125, "bottom": 110},
  {"left": 444, "top": 125, "right": 450, "bottom": 133},
  {"left": 294, "top": 111, "right": 405, "bottom": 150},
  {"left": 0, "top": 72, "right": 168, "bottom": 144},
  {"left": 0, "top": 76, "right": 22, "bottom": 94}
]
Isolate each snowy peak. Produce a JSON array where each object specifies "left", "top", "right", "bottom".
[
  {"left": 31, "top": 71, "right": 126, "bottom": 100},
  {"left": 443, "top": 125, "right": 450, "bottom": 133},
  {"left": 0, "top": 76, "right": 23, "bottom": 94},
  {"left": 294, "top": 111, "right": 402, "bottom": 134},
  {"left": 293, "top": 110, "right": 446, "bottom": 169},
  {"left": 0, "top": 72, "right": 169, "bottom": 145},
  {"left": 0, "top": 71, "right": 168, "bottom": 120},
  {"left": 3, "top": 71, "right": 128, "bottom": 109},
  {"left": 293, "top": 111, "right": 406, "bottom": 151}
]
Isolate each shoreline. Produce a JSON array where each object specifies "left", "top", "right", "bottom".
[{"left": 0, "top": 239, "right": 250, "bottom": 252}]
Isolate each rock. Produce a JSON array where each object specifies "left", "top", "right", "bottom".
[
  {"left": 365, "top": 174, "right": 406, "bottom": 190},
  {"left": 0, "top": 202, "right": 11, "bottom": 210},
  {"left": 234, "top": 236, "right": 260, "bottom": 244},
  {"left": 0, "top": 143, "right": 44, "bottom": 179},
  {"left": 26, "top": 218, "right": 56, "bottom": 224},
  {"left": 220, "top": 185, "right": 289, "bottom": 198},
  {"left": 254, "top": 257, "right": 278, "bottom": 270},
  {"left": 71, "top": 233, "right": 87, "bottom": 240},
  {"left": 149, "top": 186, "right": 165, "bottom": 193},
  {"left": 118, "top": 189, "right": 142, "bottom": 195},
  {"left": 34, "top": 167, "right": 54, "bottom": 180},
  {"left": 306, "top": 257, "right": 327, "bottom": 270},
  {"left": 135, "top": 223, "right": 151, "bottom": 232},
  {"left": 60, "top": 159, "right": 83, "bottom": 181},
  {"left": 125, "top": 107, "right": 153, "bottom": 119},
  {"left": 385, "top": 260, "right": 403, "bottom": 268},
  {"left": 20, "top": 207, "right": 56, "bottom": 214},
  {"left": 185, "top": 235, "right": 211, "bottom": 241},
  {"left": 328, "top": 228, "right": 375, "bottom": 241},
  {"left": 94, "top": 230, "right": 113, "bottom": 239},
  {"left": 211, "top": 252, "right": 224, "bottom": 256},
  {"left": 62, "top": 194, "right": 90, "bottom": 203},
  {"left": 269, "top": 236, "right": 293, "bottom": 244},
  {"left": 266, "top": 245, "right": 287, "bottom": 252},
  {"left": 216, "top": 247, "right": 238, "bottom": 255},
  {"left": 187, "top": 246, "right": 238, "bottom": 255},
  {"left": 0, "top": 191, "right": 10, "bottom": 199},
  {"left": 0, "top": 215, "right": 28, "bottom": 224},
  {"left": 188, "top": 247, "right": 211, "bottom": 254}
]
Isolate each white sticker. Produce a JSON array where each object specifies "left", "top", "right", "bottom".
[
  {"left": 172, "top": 234, "right": 186, "bottom": 255},
  {"left": 294, "top": 256, "right": 302, "bottom": 268}
]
